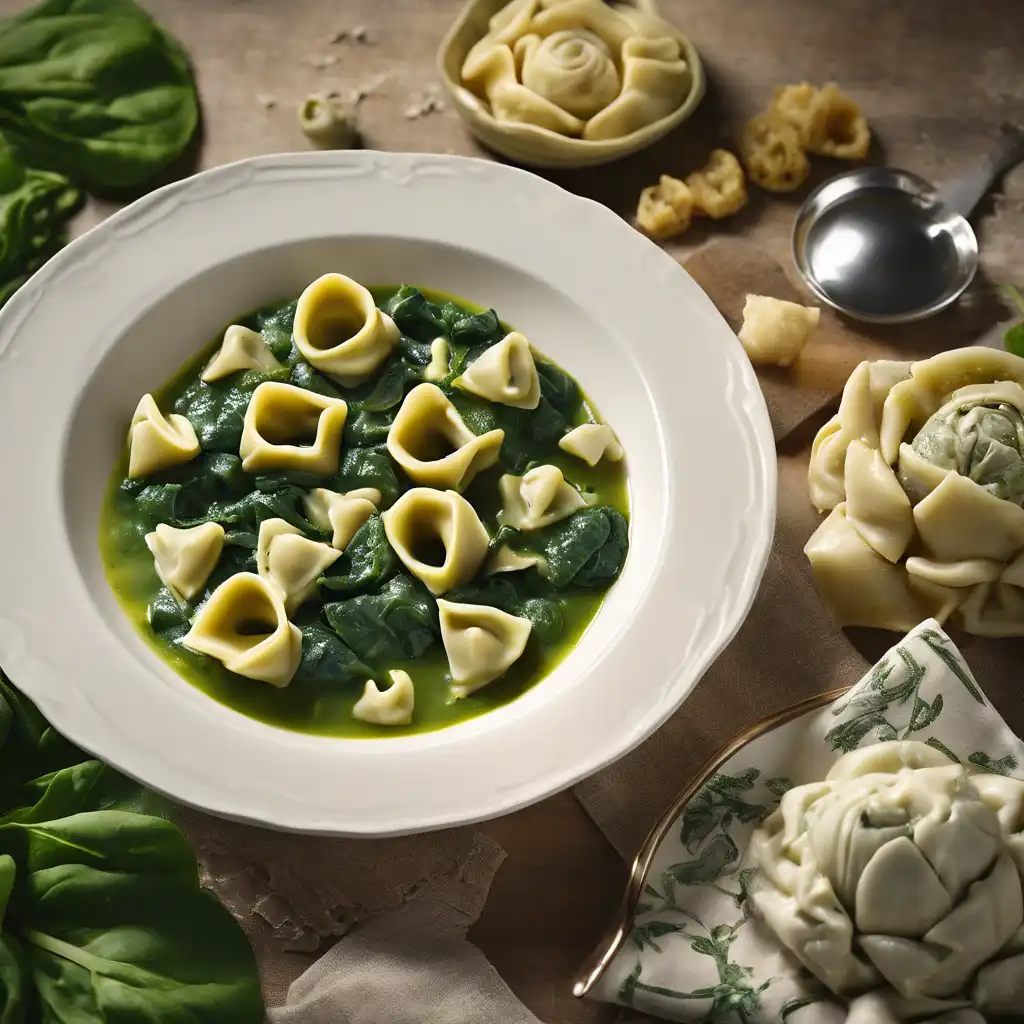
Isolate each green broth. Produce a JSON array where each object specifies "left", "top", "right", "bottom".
[{"left": 99, "top": 286, "right": 629, "bottom": 737}]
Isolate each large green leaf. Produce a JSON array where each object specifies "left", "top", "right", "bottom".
[{"left": 0, "top": 0, "right": 199, "bottom": 190}]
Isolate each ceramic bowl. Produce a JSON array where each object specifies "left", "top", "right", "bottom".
[
  {"left": 0, "top": 151, "right": 772, "bottom": 836},
  {"left": 438, "top": 0, "right": 706, "bottom": 169}
]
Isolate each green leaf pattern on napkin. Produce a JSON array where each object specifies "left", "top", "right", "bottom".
[{"left": 593, "top": 621, "right": 1024, "bottom": 1023}]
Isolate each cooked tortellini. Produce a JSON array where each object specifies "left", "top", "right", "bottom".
[
  {"left": 201, "top": 325, "right": 283, "bottom": 382},
  {"left": 303, "top": 487, "right": 381, "bottom": 550},
  {"left": 127, "top": 394, "right": 200, "bottom": 478},
  {"left": 558, "top": 422, "right": 623, "bottom": 466},
  {"left": 685, "top": 149, "right": 748, "bottom": 219},
  {"left": 739, "top": 112, "right": 810, "bottom": 193},
  {"left": 737, "top": 294, "right": 821, "bottom": 367},
  {"left": 460, "top": 0, "right": 692, "bottom": 142},
  {"left": 145, "top": 522, "right": 224, "bottom": 601},
  {"left": 751, "top": 741, "right": 1024, "bottom": 1016},
  {"left": 183, "top": 572, "right": 302, "bottom": 687},
  {"left": 382, "top": 488, "right": 490, "bottom": 596},
  {"left": 352, "top": 669, "right": 414, "bottom": 726},
  {"left": 424, "top": 337, "right": 450, "bottom": 382},
  {"left": 293, "top": 273, "right": 399, "bottom": 385},
  {"left": 437, "top": 600, "right": 532, "bottom": 697},
  {"left": 806, "top": 348, "right": 1024, "bottom": 635},
  {"left": 636, "top": 174, "right": 693, "bottom": 240},
  {"left": 771, "top": 82, "right": 871, "bottom": 160},
  {"left": 486, "top": 545, "right": 548, "bottom": 576},
  {"left": 499, "top": 464, "right": 587, "bottom": 530},
  {"left": 239, "top": 381, "right": 348, "bottom": 475},
  {"left": 256, "top": 518, "right": 340, "bottom": 615},
  {"left": 387, "top": 383, "right": 504, "bottom": 492},
  {"left": 454, "top": 332, "right": 540, "bottom": 409}
]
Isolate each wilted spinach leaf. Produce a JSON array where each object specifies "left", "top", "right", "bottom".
[
  {"left": 448, "top": 308, "right": 502, "bottom": 348},
  {"left": 344, "top": 408, "right": 395, "bottom": 448},
  {"left": 147, "top": 587, "right": 190, "bottom": 639},
  {"left": 493, "top": 398, "right": 567, "bottom": 473},
  {"left": 357, "top": 353, "right": 422, "bottom": 412},
  {"left": 289, "top": 360, "right": 341, "bottom": 397},
  {"left": 384, "top": 286, "right": 446, "bottom": 342},
  {"left": 532, "top": 507, "right": 628, "bottom": 588},
  {"left": 294, "top": 622, "right": 372, "bottom": 687},
  {"left": 254, "top": 299, "right": 297, "bottom": 360},
  {"left": 323, "top": 574, "right": 439, "bottom": 663},
  {"left": 536, "top": 358, "right": 580, "bottom": 417},
  {"left": 318, "top": 514, "right": 396, "bottom": 595},
  {"left": 334, "top": 446, "right": 400, "bottom": 505}
]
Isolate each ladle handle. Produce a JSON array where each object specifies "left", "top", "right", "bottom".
[{"left": 936, "top": 121, "right": 1024, "bottom": 219}]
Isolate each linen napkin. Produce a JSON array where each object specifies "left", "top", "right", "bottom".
[{"left": 587, "top": 619, "right": 1024, "bottom": 1023}]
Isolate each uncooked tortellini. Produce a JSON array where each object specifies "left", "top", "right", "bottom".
[
  {"left": 293, "top": 273, "right": 398, "bottom": 386},
  {"left": 387, "top": 383, "right": 504, "bottom": 492},
  {"left": 382, "top": 488, "right": 490, "bottom": 596},
  {"left": 182, "top": 573, "right": 302, "bottom": 687},
  {"left": 738, "top": 294, "right": 820, "bottom": 367},
  {"left": 751, "top": 740, "right": 1024, "bottom": 1015},
  {"left": 437, "top": 599, "right": 532, "bottom": 697},
  {"left": 805, "top": 348, "right": 1024, "bottom": 635},
  {"left": 460, "top": 0, "right": 692, "bottom": 142}
]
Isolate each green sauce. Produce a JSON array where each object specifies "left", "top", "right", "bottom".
[{"left": 99, "top": 286, "right": 629, "bottom": 737}]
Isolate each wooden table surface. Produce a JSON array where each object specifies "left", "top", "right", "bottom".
[{"left": 10, "top": 0, "right": 1024, "bottom": 1020}]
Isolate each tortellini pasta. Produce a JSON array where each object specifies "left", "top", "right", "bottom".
[
  {"left": 127, "top": 394, "right": 200, "bottom": 479},
  {"left": 499, "top": 464, "right": 587, "bottom": 530},
  {"left": 182, "top": 572, "right": 302, "bottom": 687},
  {"left": 460, "top": 0, "right": 692, "bottom": 142},
  {"left": 737, "top": 294, "right": 821, "bottom": 367},
  {"left": 437, "top": 600, "right": 532, "bottom": 697},
  {"left": 145, "top": 522, "right": 225, "bottom": 601},
  {"left": 201, "top": 325, "right": 283, "bottom": 382},
  {"left": 771, "top": 82, "right": 871, "bottom": 160},
  {"left": 352, "top": 669, "right": 414, "bottom": 726},
  {"left": 806, "top": 348, "right": 1024, "bottom": 635},
  {"left": 424, "top": 337, "right": 450, "bottom": 382},
  {"left": 685, "top": 148, "right": 748, "bottom": 219},
  {"left": 386, "top": 383, "right": 504, "bottom": 492},
  {"left": 293, "top": 273, "right": 399, "bottom": 385},
  {"left": 382, "top": 488, "right": 490, "bottom": 596},
  {"left": 558, "top": 422, "right": 623, "bottom": 466},
  {"left": 739, "top": 112, "right": 810, "bottom": 193},
  {"left": 750, "top": 740, "right": 1024, "bottom": 1015},
  {"left": 636, "top": 174, "right": 693, "bottom": 240},
  {"left": 239, "top": 381, "right": 348, "bottom": 475},
  {"left": 303, "top": 487, "right": 381, "bottom": 550},
  {"left": 256, "top": 518, "right": 340, "bottom": 615},
  {"left": 486, "top": 546, "right": 548, "bottom": 576},
  {"left": 454, "top": 331, "right": 540, "bottom": 409}
]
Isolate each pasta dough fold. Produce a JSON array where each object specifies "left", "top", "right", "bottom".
[
  {"left": 806, "top": 349, "right": 1024, "bottom": 635},
  {"left": 352, "top": 669, "right": 414, "bottom": 726},
  {"left": 256, "top": 518, "right": 340, "bottom": 615},
  {"left": 437, "top": 599, "right": 532, "bottom": 697},
  {"left": 387, "top": 383, "right": 504, "bottom": 492},
  {"left": 202, "top": 325, "right": 283, "bottom": 382},
  {"left": 127, "top": 394, "right": 200, "bottom": 479},
  {"left": 499, "top": 464, "right": 587, "bottom": 530},
  {"left": 183, "top": 572, "right": 301, "bottom": 687},
  {"left": 303, "top": 487, "right": 381, "bottom": 550},
  {"left": 454, "top": 332, "right": 540, "bottom": 409},
  {"left": 293, "top": 273, "right": 399, "bottom": 385},
  {"left": 145, "top": 522, "right": 224, "bottom": 601},
  {"left": 382, "top": 488, "right": 490, "bottom": 596},
  {"left": 559, "top": 423, "right": 622, "bottom": 466},
  {"left": 239, "top": 381, "right": 348, "bottom": 475}
]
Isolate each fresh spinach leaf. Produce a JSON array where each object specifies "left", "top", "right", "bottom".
[
  {"left": 323, "top": 574, "right": 439, "bottom": 663},
  {"left": 318, "top": 514, "right": 396, "bottom": 595},
  {"left": 0, "top": 0, "right": 199, "bottom": 191},
  {"left": 294, "top": 623, "right": 373, "bottom": 687}
]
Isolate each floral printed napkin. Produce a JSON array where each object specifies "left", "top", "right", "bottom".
[{"left": 589, "top": 619, "right": 1024, "bottom": 1023}]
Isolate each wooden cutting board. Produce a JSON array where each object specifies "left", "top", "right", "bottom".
[{"left": 681, "top": 238, "right": 990, "bottom": 443}]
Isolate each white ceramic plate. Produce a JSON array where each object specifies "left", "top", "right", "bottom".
[{"left": 0, "top": 152, "right": 774, "bottom": 836}]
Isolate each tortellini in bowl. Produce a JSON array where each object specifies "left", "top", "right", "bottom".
[
  {"left": 750, "top": 740, "right": 1024, "bottom": 1015},
  {"left": 805, "top": 349, "right": 1024, "bottom": 636},
  {"left": 440, "top": 0, "right": 705, "bottom": 168}
]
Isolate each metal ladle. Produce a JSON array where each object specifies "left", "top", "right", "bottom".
[{"left": 793, "top": 122, "right": 1024, "bottom": 324}]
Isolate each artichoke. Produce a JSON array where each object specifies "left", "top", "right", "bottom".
[{"left": 751, "top": 741, "right": 1024, "bottom": 1016}]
